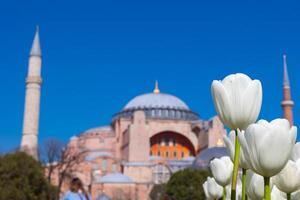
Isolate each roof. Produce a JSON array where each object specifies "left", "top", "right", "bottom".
[
  {"left": 98, "top": 172, "right": 134, "bottom": 184},
  {"left": 85, "top": 151, "right": 113, "bottom": 161},
  {"left": 123, "top": 93, "right": 190, "bottom": 111},
  {"left": 84, "top": 126, "right": 112, "bottom": 133},
  {"left": 192, "top": 147, "right": 228, "bottom": 168}
]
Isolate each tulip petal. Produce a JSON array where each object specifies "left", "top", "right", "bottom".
[
  {"left": 224, "top": 131, "right": 235, "bottom": 162},
  {"left": 291, "top": 142, "right": 300, "bottom": 161},
  {"left": 240, "top": 80, "right": 262, "bottom": 129},
  {"left": 211, "top": 80, "right": 234, "bottom": 129}
]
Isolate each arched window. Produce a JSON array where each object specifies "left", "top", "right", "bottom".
[
  {"left": 181, "top": 152, "right": 185, "bottom": 158},
  {"left": 166, "top": 151, "right": 169, "bottom": 158}
]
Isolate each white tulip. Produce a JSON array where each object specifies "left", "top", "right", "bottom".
[
  {"left": 204, "top": 177, "right": 223, "bottom": 199},
  {"left": 210, "top": 156, "right": 233, "bottom": 186},
  {"left": 225, "top": 177, "right": 242, "bottom": 200},
  {"left": 211, "top": 73, "right": 262, "bottom": 130},
  {"left": 238, "top": 119, "right": 297, "bottom": 177},
  {"left": 273, "top": 160, "right": 300, "bottom": 194},
  {"left": 224, "top": 129, "right": 249, "bottom": 169},
  {"left": 246, "top": 170, "right": 265, "bottom": 200},
  {"left": 272, "top": 186, "right": 287, "bottom": 200},
  {"left": 203, "top": 180, "right": 213, "bottom": 200},
  {"left": 291, "top": 190, "right": 300, "bottom": 200},
  {"left": 291, "top": 142, "right": 300, "bottom": 161}
]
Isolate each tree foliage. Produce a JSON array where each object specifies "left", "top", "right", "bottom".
[
  {"left": 0, "top": 152, "right": 58, "bottom": 200},
  {"left": 150, "top": 184, "right": 166, "bottom": 200},
  {"left": 165, "top": 168, "right": 211, "bottom": 200}
]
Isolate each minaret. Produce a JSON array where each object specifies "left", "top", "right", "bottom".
[
  {"left": 281, "top": 54, "right": 294, "bottom": 126},
  {"left": 20, "top": 27, "right": 42, "bottom": 159}
]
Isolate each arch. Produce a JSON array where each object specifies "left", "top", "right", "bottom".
[{"left": 150, "top": 131, "right": 196, "bottom": 160}]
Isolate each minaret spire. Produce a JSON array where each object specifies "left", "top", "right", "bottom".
[
  {"left": 153, "top": 80, "right": 160, "bottom": 94},
  {"left": 30, "top": 26, "right": 41, "bottom": 57},
  {"left": 281, "top": 54, "right": 294, "bottom": 126},
  {"left": 21, "top": 27, "right": 43, "bottom": 159},
  {"left": 283, "top": 54, "right": 290, "bottom": 87}
]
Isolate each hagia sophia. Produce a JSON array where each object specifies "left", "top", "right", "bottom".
[{"left": 20, "top": 28, "right": 294, "bottom": 199}]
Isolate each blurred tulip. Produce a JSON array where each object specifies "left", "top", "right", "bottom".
[
  {"left": 224, "top": 130, "right": 249, "bottom": 169},
  {"left": 272, "top": 186, "right": 287, "bottom": 200},
  {"left": 203, "top": 180, "right": 213, "bottom": 200},
  {"left": 210, "top": 156, "right": 233, "bottom": 187},
  {"left": 238, "top": 119, "right": 297, "bottom": 177},
  {"left": 225, "top": 177, "right": 242, "bottom": 200},
  {"left": 273, "top": 160, "right": 300, "bottom": 194},
  {"left": 291, "top": 190, "right": 300, "bottom": 200},
  {"left": 246, "top": 170, "right": 265, "bottom": 200},
  {"left": 291, "top": 142, "right": 300, "bottom": 161},
  {"left": 211, "top": 73, "right": 262, "bottom": 130},
  {"left": 204, "top": 177, "right": 223, "bottom": 200}
]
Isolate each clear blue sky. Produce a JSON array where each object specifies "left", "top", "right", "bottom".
[{"left": 1, "top": 0, "right": 300, "bottom": 151}]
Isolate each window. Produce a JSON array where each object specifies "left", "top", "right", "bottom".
[
  {"left": 166, "top": 151, "right": 169, "bottom": 158},
  {"left": 112, "top": 163, "right": 117, "bottom": 172},
  {"left": 158, "top": 151, "right": 161, "bottom": 156},
  {"left": 102, "top": 159, "right": 107, "bottom": 171},
  {"left": 181, "top": 152, "right": 185, "bottom": 158},
  {"left": 173, "top": 151, "right": 177, "bottom": 158},
  {"left": 152, "top": 164, "right": 171, "bottom": 184}
]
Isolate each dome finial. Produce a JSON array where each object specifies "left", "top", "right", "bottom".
[
  {"left": 217, "top": 138, "right": 224, "bottom": 147},
  {"left": 153, "top": 80, "right": 160, "bottom": 94}
]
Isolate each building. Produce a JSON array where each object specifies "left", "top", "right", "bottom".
[
  {"left": 20, "top": 29, "right": 294, "bottom": 200},
  {"left": 61, "top": 81, "right": 227, "bottom": 199}
]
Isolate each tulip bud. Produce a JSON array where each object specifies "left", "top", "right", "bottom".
[
  {"left": 273, "top": 160, "right": 300, "bottom": 194},
  {"left": 224, "top": 129, "right": 249, "bottom": 169},
  {"left": 246, "top": 170, "right": 265, "bottom": 200},
  {"left": 211, "top": 73, "right": 262, "bottom": 130},
  {"left": 239, "top": 119, "right": 297, "bottom": 177},
  {"left": 204, "top": 177, "right": 223, "bottom": 200},
  {"left": 271, "top": 186, "right": 287, "bottom": 200},
  {"left": 291, "top": 142, "right": 300, "bottom": 162},
  {"left": 210, "top": 156, "right": 233, "bottom": 187}
]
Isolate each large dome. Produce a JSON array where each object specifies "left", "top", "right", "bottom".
[
  {"left": 114, "top": 83, "right": 199, "bottom": 121},
  {"left": 124, "top": 93, "right": 189, "bottom": 110}
]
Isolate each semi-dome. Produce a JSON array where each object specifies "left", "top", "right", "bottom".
[
  {"left": 114, "top": 82, "right": 199, "bottom": 121},
  {"left": 192, "top": 147, "right": 228, "bottom": 169}
]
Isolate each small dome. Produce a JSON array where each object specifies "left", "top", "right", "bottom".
[
  {"left": 96, "top": 193, "right": 111, "bottom": 200},
  {"left": 124, "top": 93, "right": 190, "bottom": 110},
  {"left": 99, "top": 173, "right": 133, "bottom": 184},
  {"left": 70, "top": 135, "right": 78, "bottom": 140}
]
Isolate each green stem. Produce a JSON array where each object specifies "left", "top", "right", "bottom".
[
  {"left": 287, "top": 193, "right": 291, "bottom": 200},
  {"left": 264, "top": 177, "right": 271, "bottom": 200},
  {"left": 242, "top": 168, "right": 247, "bottom": 200},
  {"left": 231, "top": 129, "right": 240, "bottom": 200},
  {"left": 223, "top": 186, "right": 226, "bottom": 200}
]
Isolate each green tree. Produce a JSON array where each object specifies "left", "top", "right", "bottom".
[
  {"left": 0, "top": 152, "right": 58, "bottom": 200},
  {"left": 165, "top": 168, "right": 211, "bottom": 200},
  {"left": 150, "top": 184, "right": 166, "bottom": 200}
]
